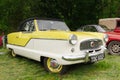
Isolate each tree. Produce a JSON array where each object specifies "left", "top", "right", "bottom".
[{"left": 0, "top": 0, "right": 120, "bottom": 32}]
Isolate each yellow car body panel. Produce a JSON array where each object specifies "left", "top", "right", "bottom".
[
  {"left": 8, "top": 32, "right": 32, "bottom": 46},
  {"left": 8, "top": 30, "right": 105, "bottom": 46}
]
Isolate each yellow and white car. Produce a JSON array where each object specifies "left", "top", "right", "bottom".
[{"left": 7, "top": 18, "right": 107, "bottom": 74}]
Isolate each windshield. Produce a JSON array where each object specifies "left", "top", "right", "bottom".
[
  {"left": 96, "top": 25, "right": 106, "bottom": 32},
  {"left": 37, "top": 20, "right": 70, "bottom": 31}
]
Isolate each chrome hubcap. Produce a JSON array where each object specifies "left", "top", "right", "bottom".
[
  {"left": 111, "top": 44, "right": 120, "bottom": 53},
  {"left": 50, "top": 59, "right": 59, "bottom": 69}
]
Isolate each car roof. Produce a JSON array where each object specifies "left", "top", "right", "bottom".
[
  {"left": 99, "top": 18, "right": 120, "bottom": 29},
  {"left": 77, "top": 24, "right": 106, "bottom": 32},
  {"left": 19, "top": 17, "right": 64, "bottom": 27},
  {"left": 23, "top": 17, "right": 63, "bottom": 22},
  {"left": 81, "top": 24, "right": 100, "bottom": 27},
  {"left": 18, "top": 17, "right": 64, "bottom": 31}
]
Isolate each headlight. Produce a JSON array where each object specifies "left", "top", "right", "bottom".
[
  {"left": 104, "top": 34, "right": 108, "bottom": 42},
  {"left": 69, "top": 34, "right": 78, "bottom": 45}
]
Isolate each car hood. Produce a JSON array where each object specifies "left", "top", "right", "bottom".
[
  {"left": 71, "top": 32, "right": 104, "bottom": 39},
  {"left": 33, "top": 31, "right": 104, "bottom": 40}
]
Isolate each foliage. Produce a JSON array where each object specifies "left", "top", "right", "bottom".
[{"left": 0, "top": 0, "right": 120, "bottom": 32}]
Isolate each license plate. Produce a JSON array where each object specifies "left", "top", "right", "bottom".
[{"left": 90, "top": 53, "right": 105, "bottom": 62}]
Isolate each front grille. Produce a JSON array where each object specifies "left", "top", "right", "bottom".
[{"left": 80, "top": 39, "right": 103, "bottom": 50}]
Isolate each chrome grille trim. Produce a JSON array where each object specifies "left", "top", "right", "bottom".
[
  {"left": 88, "top": 49, "right": 101, "bottom": 53},
  {"left": 80, "top": 39, "right": 103, "bottom": 50}
]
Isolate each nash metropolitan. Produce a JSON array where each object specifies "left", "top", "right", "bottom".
[
  {"left": 77, "top": 18, "right": 120, "bottom": 55},
  {"left": 7, "top": 18, "right": 107, "bottom": 74}
]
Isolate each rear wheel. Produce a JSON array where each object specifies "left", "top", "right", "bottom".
[
  {"left": 108, "top": 41, "right": 120, "bottom": 55},
  {"left": 43, "top": 58, "right": 68, "bottom": 74},
  {"left": 11, "top": 49, "right": 16, "bottom": 57}
]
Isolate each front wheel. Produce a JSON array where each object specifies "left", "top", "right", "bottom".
[
  {"left": 108, "top": 41, "right": 120, "bottom": 55},
  {"left": 43, "top": 58, "right": 68, "bottom": 74}
]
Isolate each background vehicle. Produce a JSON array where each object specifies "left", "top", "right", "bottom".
[
  {"left": 77, "top": 18, "right": 120, "bottom": 55},
  {"left": 0, "top": 32, "right": 4, "bottom": 47},
  {"left": 99, "top": 18, "right": 120, "bottom": 55},
  {"left": 0, "top": 36, "right": 3, "bottom": 46},
  {"left": 7, "top": 18, "right": 107, "bottom": 74},
  {"left": 77, "top": 25, "right": 106, "bottom": 32}
]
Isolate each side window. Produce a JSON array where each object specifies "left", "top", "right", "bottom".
[
  {"left": 20, "top": 20, "right": 35, "bottom": 32},
  {"left": 90, "top": 26, "right": 97, "bottom": 32},
  {"left": 83, "top": 26, "right": 97, "bottom": 32}
]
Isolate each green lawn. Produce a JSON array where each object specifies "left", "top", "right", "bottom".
[{"left": 0, "top": 49, "right": 120, "bottom": 80}]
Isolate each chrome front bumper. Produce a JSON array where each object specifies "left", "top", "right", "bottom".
[{"left": 62, "top": 48, "right": 108, "bottom": 62}]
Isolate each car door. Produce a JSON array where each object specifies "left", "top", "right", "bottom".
[{"left": 16, "top": 20, "right": 35, "bottom": 46}]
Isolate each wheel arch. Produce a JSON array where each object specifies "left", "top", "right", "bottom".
[{"left": 40, "top": 56, "right": 46, "bottom": 63}]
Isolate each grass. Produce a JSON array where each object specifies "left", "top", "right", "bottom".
[{"left": 0, "top": 49, "right": 120, "bottom": 80}]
